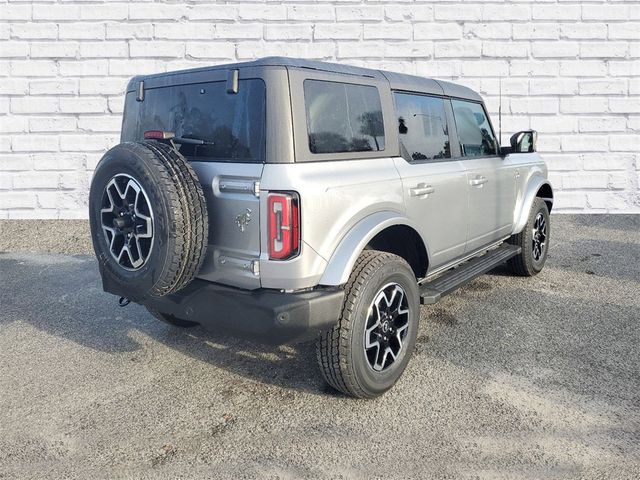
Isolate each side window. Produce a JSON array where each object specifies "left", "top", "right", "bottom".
[
  {"left": 304, "top": 80, "right": 385, "bottom": 154},
  {"left": 451, "top": 99, "right": 497, "bottom": 157},
  {"left": 394, "top": 92, "right": 451, "bottom": 161}
]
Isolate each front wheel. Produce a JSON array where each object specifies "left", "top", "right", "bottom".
[
  {"left": 507, "top": 198, "right": 550, "bottom": 276},
  {"left": 316, "top": 251, "right": 419, "bottom": 399}
]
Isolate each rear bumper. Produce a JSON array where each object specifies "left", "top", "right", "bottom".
[{"left": 141, "top": 279, "right": 344, "bottom": 344}]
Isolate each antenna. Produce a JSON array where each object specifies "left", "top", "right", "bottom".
[{"left": 498, "top": 77, "right": 502, "bottom": 147}]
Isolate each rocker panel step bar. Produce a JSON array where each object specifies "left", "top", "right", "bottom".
[{"left": 420, "top": 244, "right": 521, "bottom": 305}]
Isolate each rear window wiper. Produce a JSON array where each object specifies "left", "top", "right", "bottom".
[{"left": 144, "top": 130, "right": 214, "bottom": 146}]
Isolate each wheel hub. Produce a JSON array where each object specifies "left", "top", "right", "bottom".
[
  {"left": 364, "top": 283, "right": 410, "bottom": 372},
  {"left": 100, "top": 174, "right": 154, "bottom": 271},
  {"left": 113, "top": 213, "right": 134, "bottom": 230}
]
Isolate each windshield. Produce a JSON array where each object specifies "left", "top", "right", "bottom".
[{"left": 123, "top": 78, "right": 266, "bottom": 163}]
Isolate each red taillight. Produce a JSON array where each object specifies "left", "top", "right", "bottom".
[
  {"left": 268, "top": 192, "right": 300, "bottom": 260},
  {"left": 143, "top": 130, "right": 175, "bottom": 140}
]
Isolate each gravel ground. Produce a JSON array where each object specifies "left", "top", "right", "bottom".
[
  {"left": 0, "top": 215, "right": 639, "bottom": 479},
  {"left": 0, "top": 220, "right": 92, "bottom": 255}
]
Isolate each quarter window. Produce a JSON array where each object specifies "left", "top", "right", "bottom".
[
  {"left": 304, "top": 80, "right": 385, "bottom": 154},
  {"left": 394, "top": 92, "right": 451, "bottom": 161},
  {"left": 451, "top": 99, "right": 497, "bottom": 157}
]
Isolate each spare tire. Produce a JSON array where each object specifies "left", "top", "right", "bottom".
[{"left": 89, "top": 141, "right": 208, "bottom": 301}]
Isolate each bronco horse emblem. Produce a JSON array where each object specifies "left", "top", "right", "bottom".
[{"left": 235, "top": 208, "right": 252, "bottom": 232}]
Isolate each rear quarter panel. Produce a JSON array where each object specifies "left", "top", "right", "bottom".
[{"left": 259, "top": 158, "right": 404, "bottom": 289}]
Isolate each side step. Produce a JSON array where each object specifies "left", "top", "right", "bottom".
[{"left": 419, "top": 244, "right": 521, "bottom": 305}]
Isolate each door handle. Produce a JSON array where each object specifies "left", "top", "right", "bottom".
[
  {"left": 409, "top": 184, "right": 435, "bottom": 197},
  {"left": 469, "top": 176, "right": 487, "bottom": 187}
]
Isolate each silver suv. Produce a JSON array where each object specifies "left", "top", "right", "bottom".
[{"left": 89, "top": 57, "right": 553, "bottom": 398}]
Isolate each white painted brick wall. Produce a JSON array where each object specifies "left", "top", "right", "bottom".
[{"left": 1, "top": 0, "right": 639, "bottom": 218}]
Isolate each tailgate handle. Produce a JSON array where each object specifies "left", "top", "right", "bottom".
[{"left": 219, "top": 179, "right": 255, "bottom": 194}]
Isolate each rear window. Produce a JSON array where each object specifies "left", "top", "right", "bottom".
[
  {"left": 125, "top": 78, "right": 266, "bottom": 162},
  {"left": 304, "top": 80, "right": 385, "bottom": 154}
]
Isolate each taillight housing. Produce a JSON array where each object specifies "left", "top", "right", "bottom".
[{"left": 267, "top": 192, "right": 300, "bottom": 260}]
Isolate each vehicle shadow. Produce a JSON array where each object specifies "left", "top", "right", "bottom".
[
  {"left": 0, "top": 253, "right": 331, "bottom": 396},
  {"left": 143, "top": 322, "right": 328, "bottom": 396}
]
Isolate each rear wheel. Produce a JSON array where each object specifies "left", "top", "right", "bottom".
[
  {"left": 316, "top": 251, "right": 419, "bottom": 398},
  {"left": 507, "top": 198, "right": 550, "bottom": 276}
]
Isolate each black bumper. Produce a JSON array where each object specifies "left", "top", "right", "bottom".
[{"left": 141, "top": 279, "right": 345, "bottom": 345}]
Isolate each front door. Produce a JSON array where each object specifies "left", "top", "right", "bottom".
[
  {"left": 463, "top": 156, "right": 517, "bottom": 252},
  {"left": 393, "top": 92, "right": 468, "bottom": 272},
  {"left": 449, "top": 99, "right": 516, "bottom": 252}
]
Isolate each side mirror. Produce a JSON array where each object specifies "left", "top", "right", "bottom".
[
  {"left": 508, "top": 130, "right": 537, "bottom": 154},
  {"left": 500, "top": 130, "right": 538, "bottom": 156}
]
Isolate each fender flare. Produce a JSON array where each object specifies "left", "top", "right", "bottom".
[
  {"left": 319, "top": 211, "right": 427, "bottom": 286},
  {"left": 512, "top": 177, "right": 554, "bottom": 235}
]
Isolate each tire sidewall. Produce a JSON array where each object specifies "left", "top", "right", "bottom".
[
  {"left": 526, "top": 199, "right": 551, "bottom": 273},
  {"left": 89, "top": 144, "right": 175, "bottom": 298},
  {"left": 349, "top": 259, "right": 420, "bottom": 396}
]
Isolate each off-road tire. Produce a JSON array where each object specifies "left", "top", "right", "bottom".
[
  {"left": 89, "top": 141, "right": 208, "bottom": 300},
  {"left": 507, "top": 198, "right": 550, "bottom": 276},
  {"left": 316, "top": 250, "right": 420, "bottom": 399},
  {"left": 146, "top": 307, "right": 198, "bottom": 328}
]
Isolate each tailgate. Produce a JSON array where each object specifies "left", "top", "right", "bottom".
[{"left": 191, "top": 162, "right": 263, "bottom": 290}]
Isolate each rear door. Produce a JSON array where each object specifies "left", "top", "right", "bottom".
[
  {"left": 449, "top": 99, "right": 516, "bottom": 252},
  {"left": 392, "top": 91, "right": 468, "bottom": 271},
  {"left": 121, "top": 68, "right": 268, "bottom": 289}
]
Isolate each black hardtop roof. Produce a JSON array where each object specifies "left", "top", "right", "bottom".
[{"left": 131, "top": 56, "right": 482, "bottom": 102}]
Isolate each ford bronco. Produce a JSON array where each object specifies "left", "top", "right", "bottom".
[{"left": 89, "top": 57, "right": 553, "bottom": 398}]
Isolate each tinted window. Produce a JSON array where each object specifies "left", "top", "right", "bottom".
[
  {"left": 129, "top": 79, "right": 265, "bottom": 162},
  {"left": 451, "top": 99, "right": 497, "bottom": 157},
  {"left": 394, "top": 93, "right": 451, "bottom": 161},
  {"left": 304, "top": 80, "right": 385, "bottom": 154}
]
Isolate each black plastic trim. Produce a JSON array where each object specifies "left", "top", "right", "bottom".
[{"left": 141, "top": 279, "right": 345, "bottom": 345}]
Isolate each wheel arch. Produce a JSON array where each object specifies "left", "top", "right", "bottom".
[
  {"left": 537, "top": 183, "right": 554, "bottom": 213},
  {"left": 319, "top": 211, "right": 429, "bottom": 286},
  {"left": 513, "top": 178, "right": 554, "bottom": 235}
]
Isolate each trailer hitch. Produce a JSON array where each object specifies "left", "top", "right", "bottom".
[{"left": 118, "top": 296, "right": 131, "bottom": 307}]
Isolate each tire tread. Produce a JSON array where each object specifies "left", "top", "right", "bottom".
[
  {"left": 89, "top": 141, "right": 208, "bottom": 298},
  {"left": 507, "top": 197, "right": 549, "bottom": 277},
  {"left": 143, "top": 141, "right": 208, "bottom": 295},
  {"left": 316, "top": 250, "right": 401, "bottom": 399}
]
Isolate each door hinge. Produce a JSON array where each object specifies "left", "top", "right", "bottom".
[
  {"left": 136, "top": 80, "right": 145, "bottom": 102},
  {"left": 226, "top": 69, "right": 239, "bottom": 94}
]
